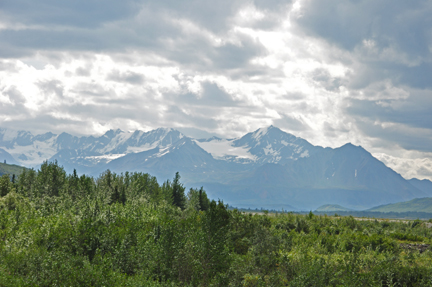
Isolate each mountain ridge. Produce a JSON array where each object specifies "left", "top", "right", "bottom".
[{"left": 0, "top": 125, "right": 429, "bottom": 210}]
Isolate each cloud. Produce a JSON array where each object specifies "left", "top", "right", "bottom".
[
  {"left": 106, "top": 70, "right": 145, "bottom": 85},
  {"left": 0, "top": 0, "right": 141, "bottom": 28},
  {"left": 0, "top": 0, "right": 431, "bottom": 180},
  {"left": 375, "top": 153, "right": 432, "bottom": 180},
  {"left": 273, "top": 114, "right": 310, "bottom": 132},
  {"left": 346, "top": 90, "right": 432, "bottom": 131},
  {"left": 297, "top": 0, "right": 432, "bottom": 56},
  {"left": 296, "top": 0, "right": 432, "bottom": 89}
]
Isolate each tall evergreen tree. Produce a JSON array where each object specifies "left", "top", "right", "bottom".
[
  {"left": 198, "top": 187, "right": 210, "bottom": 211},
  {"left": 172, "top": 172, "right": 186, "bottom": 210}
]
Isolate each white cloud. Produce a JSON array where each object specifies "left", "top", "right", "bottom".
[{"left": 375, "top": 152, "right": 432, "bottom": 181}]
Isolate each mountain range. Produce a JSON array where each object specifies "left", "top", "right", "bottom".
[{"left": 0, "top": 126, "right": 431, "bottom": 210}]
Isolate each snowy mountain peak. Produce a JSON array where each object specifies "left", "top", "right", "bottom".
[
  {"left": 229, "top": 125, "right": 318, "bottom": 164},
  {"left": 155, "top": 127, "right": 175, "bottom": 133},
  {"left": 252, "top": 126, "right": 270, "bottom": 140},
  {"left": 103, "top": 129, "right": 124, "bottom": 138},
  {"left": 251, "top": 125, "right": 282, "bottom": 140},
  {"left": 192, "top": 126, "right": 317, "bottom": 165}
]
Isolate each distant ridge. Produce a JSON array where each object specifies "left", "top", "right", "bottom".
[
  {"left": 315, "top": 204, "right": 353, "bottom": 212},
  {"left": 367, "top": 197, "right": 432, "bottom": 213},
  {"left": 408, "top": 179, "right": 432, "bottom": 197}
]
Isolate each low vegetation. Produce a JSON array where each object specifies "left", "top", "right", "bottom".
[{"left": 1, "top": 161, "right": 432, "bottom": 286}]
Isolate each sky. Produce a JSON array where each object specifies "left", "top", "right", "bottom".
[{"left": 0, "top": 0, "right": 432, "bottom": 180}]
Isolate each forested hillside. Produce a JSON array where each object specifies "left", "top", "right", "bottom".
[
  {"left": 0, "top": 162, "right": 26, "bottom": 177},
  {"left": 1, "top": 162, "right": 432, "bottom": 286},
  {"left": 368, "top": 198, "right": 432, "bottom": 213}
]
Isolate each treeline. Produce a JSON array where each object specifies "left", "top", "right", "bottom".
[
  {"left": 313, "top": 210, "right": 432, "bottom": 220},
  {"left": 233, "top": 208, "right": 432, "bottom": 220},
  {"left": 1, "top": 161, "right": 432, "bottom": 286}
]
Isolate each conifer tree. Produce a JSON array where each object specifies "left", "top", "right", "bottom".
[
  {"left": 172, "top": 172, "right": 186, "bottom": 210},
  {"left": 198, "top": 186, "right": 210, "bottom": 211}
]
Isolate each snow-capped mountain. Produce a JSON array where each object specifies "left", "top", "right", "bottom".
[
  {"left": 195, "top": 126, "right": 318, "bottom": 164},
  {"left": 0, "top": 125, "right": 430, "bottom": 210},
  {"left": 0, "top": 126, "right": 317, "bottom": 170},
  {"left": 0, "top": 127, "right": 184, "bottom": 170}
]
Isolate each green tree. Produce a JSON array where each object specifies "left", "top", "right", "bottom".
[
  {"left": 201, "top": 200, "right": 231, "bottom": 283},
  {"left": 172, "top": 172, "right": 186, "bottom": 210},
  {"left": 0, "top": 174, "right": 12, "bottom": 197},
  {"left": 16, "top": 168, "right": 37, "bottom": 197},
  {"left": 198, "top": 187, "right": 210, "bottom": 211},
  {"left": 37, "top": 160, "right": 67, "bottom": 197}
]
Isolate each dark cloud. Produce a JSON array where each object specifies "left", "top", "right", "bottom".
[
  {"left": 176, "top": 127, "right": 219, "bottom": 139},
  {"left": 353, "top": 118, "right": 432, "bottom": 153},
  {"left": 200, "top": 82, "right": 236, "bottom": 106},
  {"left": 0, "top": 0, "right": 141, "bottom": 28},
  {"left": 0, "top": 61, "right": 18, "bottom": 72},
  {"left": 75, "top": 66, "right": 91, "bottom": 77},
  {"left": 297, "top": 0, "right": 432, "bottom": 89},
  {"left": 253, "top": 0, "right": 294, "bottom": 11},
  {"left": 107, "top": 70, "right": 145, "bottom": 85},
  {"left": 162, "top": 105, "right": 219, "bottom": 129},
  {"left": 37, "top": 80, "right": 65, "bottom": 100},
  {"left": 0, "top": 114, "right": 85, "bottom": 136},
  {"left": 418, "top": 166, "right": 432, "bottom": 178},
  {"left": 346, "top": 91, "right": 432, "bottom": 130},
  {"left": 169, "top": 81, "right": 244, "bottom": 110},
  {"left": 322, "top": 121, "right": 350, "bottom": 139},
  {"left": 273, "top": 114, "right": 310, "bottom": 131},
  {"left": 398, "top": 63, "right": 432, "bottom": 89},
  {"left": 213, "top": 39, "right": 267, "bottom": 70},
  {"left": 0, "top": 9, "right": 267, "bottom": 75},
  {"left": 297, "top": 0, "right": 432, "bottom": 56},
  {"left": 310, "top": 68, "right": 345, "bottom": 91},
  {"left": 71, "top": 82, "right": 118, "bottom": 99},
  {"left": 2, "top": 86, "right": 27, "bottom": 107}
]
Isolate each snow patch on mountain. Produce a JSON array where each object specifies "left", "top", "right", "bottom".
[
  {"left": 263, "top": 144, "right": 279, "bottom": 156},
  {"left": 126, "top": 144, "right": 160, "bottom": 153},
  {"left": 194, "top": 139, "right": 256, "bottom": 161},
  {"left": 84, "top": 154, "right": 126, "bottom": 163},
  {"left": 252, "top": 126, "right": 269, "bottom": 141},
  {"left": 155, "top": 148, "right": 170, "bottom": 157},
  {"left": 98, "top": 131, "right": 133, "bottom": 154},
  {"left": 4, "top": 136, "right": 58, "bottom": 166},
  {"left": 300, "top": 150, "right": 309, "bottom": 158}
]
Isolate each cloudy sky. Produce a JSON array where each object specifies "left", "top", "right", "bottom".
[{"left": 0, "top": 0, "right": 432, "bottom": 180}]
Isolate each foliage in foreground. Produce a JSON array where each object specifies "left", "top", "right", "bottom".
[{"left": 1, "top": 161, "right": 432, "bottom": 286}]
